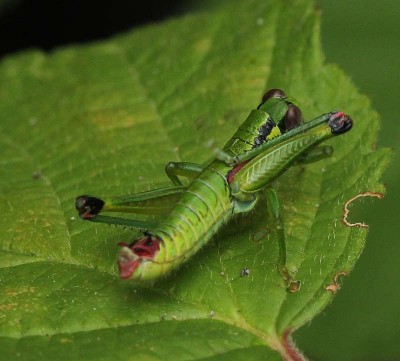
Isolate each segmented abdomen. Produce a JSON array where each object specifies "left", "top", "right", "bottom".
[{"left": 151, "top": 164, "right": 233, "bottom": 274}]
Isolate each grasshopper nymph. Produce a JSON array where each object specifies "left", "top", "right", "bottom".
[{"left": 76, "top": 89, "right": 352, "bottom": 292}]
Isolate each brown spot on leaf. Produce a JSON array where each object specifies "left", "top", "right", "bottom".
[{"left": 325, "top": 271, "right": 348, "bottom": 294}]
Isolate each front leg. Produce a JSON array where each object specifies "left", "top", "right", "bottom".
[{"left": 266, "top": 189, "right": 301, "bottom": 292}]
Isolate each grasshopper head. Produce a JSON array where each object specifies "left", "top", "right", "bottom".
[
  {"left": 259, "top": 88, "right": 303, "bottom": 132},
  {"left": 261, "top": 88, "right": 286, "bottom": 102}
]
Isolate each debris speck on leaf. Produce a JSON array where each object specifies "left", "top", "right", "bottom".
[{"left": 325, "top": 271, "right": 348, "bottom": 293}]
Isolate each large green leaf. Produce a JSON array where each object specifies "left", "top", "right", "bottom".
[{"left": 0, "top": 0, "right": 390, "bottom": 360}]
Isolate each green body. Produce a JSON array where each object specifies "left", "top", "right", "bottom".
[
  {"left": 133, "top": 104, "right": 337, "bottom": 280},
  {"left": 145, "top": 161, "right": 232, "bottom": 279},
  {"left": 134, "top": 102, "right": 286, "bottom": 280},
  {"left": 76, "top": 91, "right": 352, "bottom": 287}
]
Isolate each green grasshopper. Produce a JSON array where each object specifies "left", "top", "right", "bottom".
[{"left": 75, "top": 89, "right": 352, "bottom": 291}]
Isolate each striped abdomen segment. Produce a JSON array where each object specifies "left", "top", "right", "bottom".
[{"left": 151, "top": 166, "right": 233, "bottom": 274}]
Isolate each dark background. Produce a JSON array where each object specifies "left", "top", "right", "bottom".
[
  {"left": 1, "top": 1, "right": 398, "bottom": 360},
  {"left": 0, "top": 0, "right": 185, "bottom": 57}
]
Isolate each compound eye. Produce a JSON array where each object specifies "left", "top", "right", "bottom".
[
  {"left": 261, "top": 88, "right": 286, "bottom": 103},
  {"left": 279, "top": 104, "right": 303, "bottom": 132}
]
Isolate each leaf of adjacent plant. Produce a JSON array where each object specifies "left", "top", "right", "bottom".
[{"left": 0, "top": 0, "right": 390, "bottom": 360}]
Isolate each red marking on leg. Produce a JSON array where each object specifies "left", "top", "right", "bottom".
[
  {"left": 334, "top": 111, "right": 344, "bottom": 118},
  {"left": 227, "top": 161, "right": 249, "bottom": 184},
  {"left": 80, "top": 211, "right": 96, "bottom": 220}
]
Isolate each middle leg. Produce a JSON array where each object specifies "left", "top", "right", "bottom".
[{"left": 266, "top": 188, "right": 301, "bottom": 292}]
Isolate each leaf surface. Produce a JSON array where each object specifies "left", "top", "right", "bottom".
[{"left": 0, "top": 0, "right": 390, "bottom": 359}]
